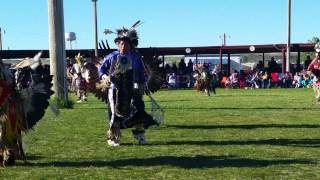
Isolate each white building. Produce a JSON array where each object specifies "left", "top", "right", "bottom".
[{"left": 184, "top": 54, "right": 254, "bottom": 72}]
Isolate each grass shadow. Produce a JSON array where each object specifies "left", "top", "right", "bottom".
[{"left": 18, "top": 155, "right": 314, "bottom": 169}]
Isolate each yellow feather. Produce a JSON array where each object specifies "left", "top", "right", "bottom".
[{"left": 75, "top": 53, "right": 82, "bottom": 65}]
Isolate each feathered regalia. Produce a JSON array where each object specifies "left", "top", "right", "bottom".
[
  {"left": 0, "top": 52, "right": 53, "bottom": 166},
  {"left": 85, "top": 21, "right": 165, "bottom": 130},
  {"left": 193, "top": 65, "right": 212, "bottom": 96},
  {"left": 312, "top": 43, "right": 320, "bottom": 79}
]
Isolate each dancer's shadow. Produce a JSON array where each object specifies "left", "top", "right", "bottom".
[
  {"left": 147, "top": 99, "right": 192, "bottom": 103},
  {"left": 158, "top": 139, "right": 320, "bottom": 147},
  {"left": 75, "top": 107, "right": 107, "bottom": 110},
  {"left": 168, "top": 124, "right": 320, "bottom": 130},
  {"left": 18, "top": 155, "right": 314, "bottom": 169},
  {"left": 163, "top": 107, "right": 320, "bottom": 110},
  {"left": 25, "top": 154, "right": 45, "bottom": 161}
]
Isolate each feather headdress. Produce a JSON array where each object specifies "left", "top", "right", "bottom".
[
  {"left": 13, "top": 51, "right": 43, "bottom": 70},
  {"left": 104, "top": 20, "right": 143, "bottom": 48},
  {"left": 75, "top": 53, "right": 83, "bottom": 65}
]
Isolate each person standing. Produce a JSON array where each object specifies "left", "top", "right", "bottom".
[{"left": 74, "top": 72, "right": 87, "bottom": 102}]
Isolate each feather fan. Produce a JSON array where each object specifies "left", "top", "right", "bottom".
[
  {"left": 83, "top": 62, "right": 109, "bottom": 103},
  {"left": 142, "top": 55, "right": 166, "bottom": 93},
  {"left": 15, "top": 52, "right": 54, "bottom": 129}
]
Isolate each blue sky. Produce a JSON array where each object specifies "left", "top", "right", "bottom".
[{"left": 0, "top": 0, "right": 319, "bottom": 50}]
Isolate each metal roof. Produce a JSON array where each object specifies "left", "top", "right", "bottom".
[{"left": 0, "top": 43, "right": 315, "bottom": 59}]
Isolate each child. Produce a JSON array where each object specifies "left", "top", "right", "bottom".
[{"left": 74, "top": 72, "right": 87, "bottom": 102}]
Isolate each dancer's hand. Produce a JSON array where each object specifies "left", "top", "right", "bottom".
[{"left": 102, "top": 75, "right": 110, "bottom": 83}]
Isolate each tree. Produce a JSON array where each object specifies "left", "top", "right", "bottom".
[
  {"left": 301, "top": 36, "right": 319, "bottom": 65},
  {"left": 308, "top": 37, "right": 320, "bottom": 44}
]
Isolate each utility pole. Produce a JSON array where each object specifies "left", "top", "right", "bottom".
[
  {"left": 0, "top": 27, "right": 3, "bottom": 50},
  {"left": 92, "top": 0, "right": 99, "bottom": 58},
  {"left": 48, "top": 0, "right": 68, "bottom": 102},
  {"left": 286, "top": 0, "right": 291, "bottom": 72},
  {"left": 220, "top": 33, "right": 230, "bottom": 46}
]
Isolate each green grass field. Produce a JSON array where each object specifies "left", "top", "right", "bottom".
[{"left": 1, "top": 88, "right": 320, "bottom": 179}]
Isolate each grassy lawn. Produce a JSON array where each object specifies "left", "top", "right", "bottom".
[{"left": 1, "top": 88, "right": 320, "bottom": 179}]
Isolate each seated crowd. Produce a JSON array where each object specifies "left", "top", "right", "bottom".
[{"left": 164, "top": 57, "right": 318, "bottom": 90}]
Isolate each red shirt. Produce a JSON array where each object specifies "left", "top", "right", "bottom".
[
  {"left": 308, "top": 60, "right": 320, "bottom": 85},
  {"left": 307, "top": 60, "right": 320, "bottom": 71}
]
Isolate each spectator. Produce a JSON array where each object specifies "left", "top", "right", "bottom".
[
  {"left": 268, "top": 57, "right": 279, "bottom": 73},
  {"left": 221, "top": 75, "right": 229, "bottom": 88},
  {"left": 178, "top": 58, "right": 187, "bottom": 74},
  {"left": 256, "top": 60, "right": 264, "bottom": 72},
  {"left": 281, "top": 71, "right": 292, "bottom": 88},
  {"left": 187, "top": 59, "right": 193, "bottom": 73},
  {"left": 261, "top": 71, "right": 271, "bottom": 88},
  {"left": 301, "top": 73, "right": 312, "bottom": 88},
  {"left": 164, "top": 63, "right": 172, "bottom": 75},
  {"left": 304, "top": 56, "right": 312, "bottom": 70},
  {"left": 292, "top": 72, "right": 302, "bottom": 88},
  {"left": 271, "top": 72, "right": 280, "bottom": 88},
  {"left": 172, "top": 63, "right": 178, "bottom": 74},
  {"left": 168, "top": 73, "right": 177, "bottom": 89}
]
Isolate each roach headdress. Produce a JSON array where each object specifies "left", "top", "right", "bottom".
[{"left": 104, "top": 20, "right": 143, "bottom": 48}]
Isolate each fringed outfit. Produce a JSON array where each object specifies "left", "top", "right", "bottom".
[{"left": 99, "top": 51, "right": 157, "bottom": 146}]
